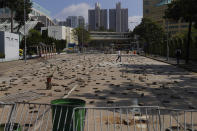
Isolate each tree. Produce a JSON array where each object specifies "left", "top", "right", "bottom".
[
  {"left": 20, "top": 29, "right": 67, "bottom": 55},
  {"left": 15, "top": 0, "right": 32, "bottom": 32},
  {"left": 0, "top": 0, "right": 32, "bottom": 32},
  {"left": 73, "top": 27, "right": 90, "bottom": 49},
  {"left": 165, "top": 0, "right": 197, "bottom": 63},
  {"left": 55, "top": 40, "right": 67, "bottom": 52},
  {"left": 133, "top": 18, "right": 165, "bottom": 54},
  {"left": 20, "top": 29, "right": 42, "bottom": 49}
]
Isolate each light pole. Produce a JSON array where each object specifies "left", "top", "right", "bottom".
[
  {"left": 82, "top": 28, "right": 83, "bottom": 53},
  {"left": 24, "top": 0, "right": 27, "bottom": 63},
  {"left": 166, "top": 20, "right": 169, "bottom": 61}
]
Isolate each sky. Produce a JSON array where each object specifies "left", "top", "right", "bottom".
[{"left": 32, "top": 0, "right": 143, "bottom": 30}]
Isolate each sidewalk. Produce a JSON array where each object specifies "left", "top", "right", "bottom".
[{"left": 141, "top": 54, "right": 197, "bottom": 73}]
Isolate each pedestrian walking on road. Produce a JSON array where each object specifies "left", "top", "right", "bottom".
[
  {"left": 116, "top": 50, "right": 121, "bottom": 62},
  {"left": 175, "top": 48, "right": 181, "bottom": 65}
]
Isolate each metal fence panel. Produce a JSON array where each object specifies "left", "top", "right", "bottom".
[
  {"left": 73, "top": 106, "right": 161, "bottom": 131},
  {"left": 0, "top": 103, "right": 197, "bottom": 131}
]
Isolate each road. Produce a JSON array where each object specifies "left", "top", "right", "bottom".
[{"left": 0, "top": 53, "right": 197, "bottom": 110}]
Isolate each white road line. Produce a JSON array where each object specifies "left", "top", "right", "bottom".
[{"left": 63, "top": 84, "right": 78, "bottom": 98}]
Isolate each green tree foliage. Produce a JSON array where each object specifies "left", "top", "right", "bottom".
[
  {"left": 20, "top": 29, "right": 42, "bottom": 55},
  {"left": 0, "top": 0, "right": 32, "bottom": 32},
  {"left": 27, "top": 29, "right": 42, "bottom": 46},
  {"left": 73, "top": 27, "right": 90, "bottom": 46},
  {"left": 169, "top": 28, "right": 197, "bottom": 61},
  {"left": 55, "top": 40, "right": 67, "bottom": 52},
  {"left": 133, "top": 18, "right": 165, "bottom": 54},
  {"left": 20, "top": 29, "right": 67, "bottom": 55},
  {"left": 41, "top": 29, "right": 66, "bottom": 52},
  {"left": 14, "top": 0, "right": 32, "bottom": 32},
  {"left": 164, "top": 0, "right": 197, "bottom": 63}
]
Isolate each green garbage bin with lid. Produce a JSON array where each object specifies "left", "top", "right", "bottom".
[{"left": 51, "top": 98, "right": 86, "bottom": 131}]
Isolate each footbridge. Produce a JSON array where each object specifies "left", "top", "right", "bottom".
[{"left": 90, "top": 31, "right": 132, "bottom": 41}]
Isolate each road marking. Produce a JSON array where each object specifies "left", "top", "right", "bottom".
[{"left": 63, "top": 84, "right": 78, "bottom": 98}]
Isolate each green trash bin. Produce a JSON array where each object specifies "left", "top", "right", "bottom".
[
  {"left": 0, "top": 123, "right": 21, "bottom": 131},
  {"left": 51, "top": 98, "right": 86, "bottom": 131}
]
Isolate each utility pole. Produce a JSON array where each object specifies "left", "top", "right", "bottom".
[
  {"left": 166, "top": 20, "right": 169, "bottom": 61},
  {"left": 82, "top": 28, "right": 83, "bottom": 53},
  {"left": 24, "top": 0, "right": 27, "bottom": 63}
]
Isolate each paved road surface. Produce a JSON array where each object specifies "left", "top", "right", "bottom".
[{"left": 0, "top": 54, "right": 196, "bottom": 110}]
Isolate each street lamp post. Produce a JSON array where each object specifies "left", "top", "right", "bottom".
[
  {"left": 166, "top": 20, "right": 169, "bottom": 61},
  {"left": 24, "top": 0, "right": 27, "bottom": 63},
  {"left": 82, "top": 28, "right": 83, "bottom": 53}
]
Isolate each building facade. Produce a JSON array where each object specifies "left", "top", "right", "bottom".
[
  {"left": 44, "top": 26, "right": 66, "bottom": 40},
  {"left": 0, "top": 1, "right": 54, "bottom": 27},
  {"left": 109, "top": 2, "right": 128, "bottom": 32},
  {"left": 78, "top": 16, "right": 85, "bottom": 27},
  {"left": 65, "top": 16, "right": 85, "bottom": 28},
  {"left": 41, "top": 26, "right": 78, "bottom": 47},
  {"left": 88, "top": 2, "right": 108, "bottom": 31},
  {"left": 58, "top": 21, "right": 67, "bottom": 26},
  {"left": 66, "top": 16, "right": 78, "bottom": 28},
  {"left": 65, "top": 27, "right": 78, "bottom": 47},
  {"left": 0, "top": 31, "right": 19, "bottom": 61},
  {"left": 143, "top": 0, "right": 189, "bottom": 35}
]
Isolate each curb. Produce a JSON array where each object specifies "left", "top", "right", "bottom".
[{"left": 140, "top": 54, "right": 197, "bottom": 73}]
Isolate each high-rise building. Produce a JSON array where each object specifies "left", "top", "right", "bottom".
[
  {"left": 58, "top": 21, "right": 67, "bottom": 26},
  {"left": 143, "top": 0, "right": 189, "bottom": 35},
  {"left": 41, "top": 26, "right": 78, "bottom": 46},
  {"left": 66, "top": 16, "right": 78, "bottom": 28},
  {"left": 109, "top": 2, "right": 128, "bottom": 32},
  {"left": 66, "top": 16, "right": 85, "bottom": 28},
  {"left": 78, "top": 16, "right": 85, "bottom": 27},
  {"left": 88, "top": 2, "right": 108, "bottom": 31}
]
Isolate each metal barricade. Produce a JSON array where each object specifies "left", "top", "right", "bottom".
[
  {"left": 159, "top": 109, "right": 197, "bottom": 131},
  {"left": 0, "top": 102, "right": 73, "bottom": 131},
  {"left": 73, "top": 106, "right": 161, "bottom": 131},
  {"left": 0, "top": 103, "right": 197, "bottom": 131},
  {"left": 73, "top": 107, "right": 197, "bottom": 131},
  {"left": 0, "top": 103, "right": 16, "bottom": 130},
  {"left": 0, "top": 102, "right": 53, "bottom": 131}
]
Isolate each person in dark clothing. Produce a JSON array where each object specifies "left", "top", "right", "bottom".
[
  {"left": 176, "top": 49, "right": 181, "bottom": 65},
  {"left": 116, "top": 50, "right": 121, "bottom": 62}
]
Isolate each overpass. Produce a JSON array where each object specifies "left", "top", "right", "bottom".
[{"left": 90, "top": 31, "right": 132, "bottom": 41}]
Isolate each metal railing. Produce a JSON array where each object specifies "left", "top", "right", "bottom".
[
  {"left": 73, "top": 106, "right": 161, "bottom": 131},
  {"left": 73, "top": 107, "right": 197, "bottom": 131},
  {"left": 0, "top": 103, "right": 196, "bottom": 131}
]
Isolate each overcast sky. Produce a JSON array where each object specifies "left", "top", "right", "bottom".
[{"left": 32, "top": 0, "right": 143, "bottom": 30}]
